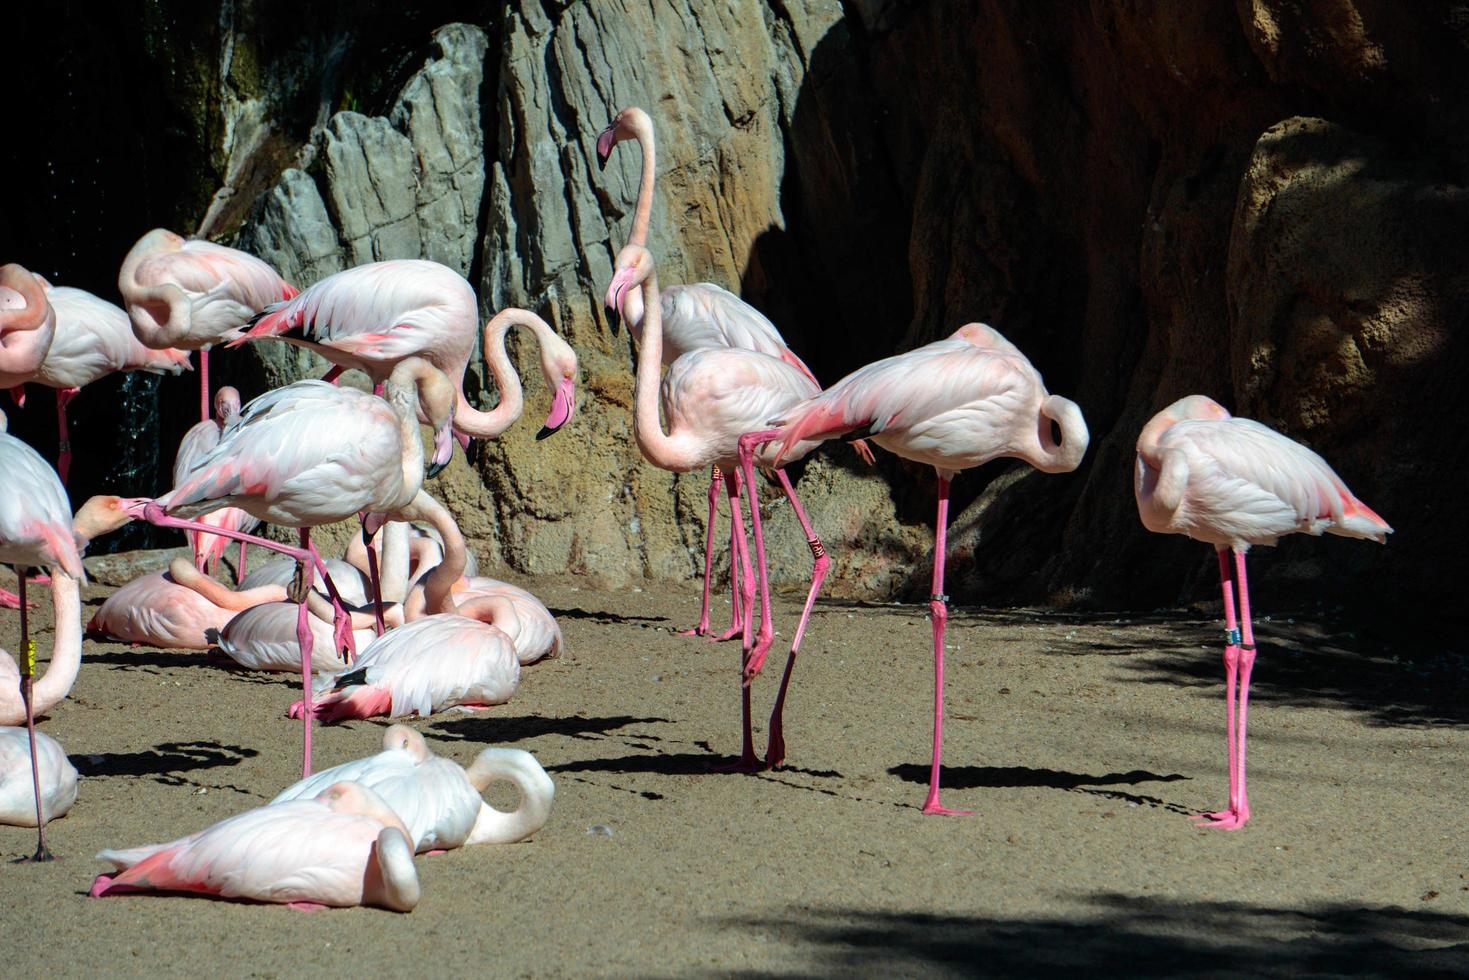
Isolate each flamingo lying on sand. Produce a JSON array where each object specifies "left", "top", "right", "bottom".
[
  {"left": 92, "top": 781, "right": 420, "bottom": 911},
  {"left": 232, "top": 266, "right": 577, "bottom": 446},
  {"left": 597, "top": 105, "right": 873, "bottom": 639},
  {"left": 174, "top": 387, "right": 259, "bottom": 578},
  {"left": 0, "top": 477, "right": 134, "bottom": 855},
  {"left": 134, "top": 357, "right": 459, "bottom": 775},
  {"left": 0, "top": 727, "right": 78, "bottom": 828},
  {"left": 271, "top": 725, "right": 554, "bottom": 852},
  {"left": 1134, "top": 394, "right": 1392, "bottom": 829},
  {"left": 0, "top": 264, "right": 57, "bottom": 611},
  {"left": 118, "top": 228, "right": 296, "bottom": 420},
  {"left": 605, "top": 244, "right": 832, "bottom": 772},
  {"left": 208, "top": 598, "right": 379, "bottom": 675},
  {"left": 741, "top": 323, "right": 1089, "bottom": 810},
  {"left": 436, "top": 577, "right": 564, "bottom": 665},
  {"left": 87, "top": 557, "right": 290, "bottom": 650},
  {"left": 17, "top": 274, "right": 192, "bottom": 483}
]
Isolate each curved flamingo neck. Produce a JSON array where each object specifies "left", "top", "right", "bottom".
[
  {"left": 626, "top": 109, "right": 656, "bottom": 248},
  {"left": 0, "top": 265, "right": 56, "bottom": 384},
  {"left": 453, "top": 310, "right": 534, "bottom": 439},
  {"left": 168, "top": 557, "right": 286, "bottom": 611},
  {"left": 385, "top": 360, "right": 435, "bottom": 502},
  {"left": 31, "top": 572, "right": 83, "bottom": 716},
  {"left": 632, "top": 272, "right": 701, "bottom": 471},
  {"left": 378, "top": 521, "right": 411, "bottom": 603},
  {"left": 394, "top": 492, "right": 465, "bottom": 617},
  {"left": 464, "top": 750, "right": 556, "bottom": 845},
  {"left": 1031, "top": 395, "right": 1089, "bottom": 474},
  {"left": 118, "top": 233, "right": 192, "bottom": 348}
]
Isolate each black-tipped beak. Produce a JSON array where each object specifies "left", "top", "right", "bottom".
[
  {"left": 535, "top": 425, "right": 556, "bottom": 441},
  {"left": 606, "top": 303, "right": 621, "bottom": 334},
  {"left": 426, "top": 459, "right": 448, "bottom": 479}
]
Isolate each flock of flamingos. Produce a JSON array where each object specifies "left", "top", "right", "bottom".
[{"left": 0, "top": 106, "right": 1392, "bottom": 911}]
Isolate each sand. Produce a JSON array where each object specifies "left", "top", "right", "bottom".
[{"left": 2, "top": 567, "right": 1467, "bottom": 977}]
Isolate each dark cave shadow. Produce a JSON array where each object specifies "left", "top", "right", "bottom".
[
  {"left": 722, "top": 894, "right": 1469, "bottom": 977},
  {"left": 70, "top": 741, "right": 259, "bottom": 781},
  {"left": 546, "top": 605, "right": 670, "bottom": 626},
  {"left": 426, "top": 713, "right": 674, "bottom": 744}
]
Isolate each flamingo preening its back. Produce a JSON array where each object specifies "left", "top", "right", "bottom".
[{"left": 1134, "top": 394, "right": 1391, "bottom": 829}]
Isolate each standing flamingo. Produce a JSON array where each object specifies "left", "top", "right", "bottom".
[
  {"left": 741, "top": 324, "right": 1089, "bottom": 811},
  {"left": 271, "top": 725, "right": 555, "bottom": 851},
  {"left": 597, "top": 106, "right": 873, "bottom": 639},
  {"left": 135, "top": 356, "right": 459, "bottom": 775},
  {"left": 0, "top": 480, "right": 135, "bottom": 856},
  {"left": 0, "top": 264, "right": 57, "bottom": 611},
  {"left": 1134, "top": 394, "right": 1392, "bottom": 829},
  {"left": 118, "top": 228, "right": 297, "bottom": 420},
  {"left": 91, "top": 781, "right": 420, "bottom": 911},
  {"left": 19, "top": 274, "right": 192, "bottom": 483},
  {"left": 605, "top": 244, "right": 832, "bottom": 771},
  {"left": 232, "top": 267, "right": 576, "bottom": 446},
  {"left": 174, "top": 386, "right": 259, "bottom": 578}
]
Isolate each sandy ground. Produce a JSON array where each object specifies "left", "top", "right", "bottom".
[{"left": 2, "top": 562, "right": 1468, "bottom": 977}]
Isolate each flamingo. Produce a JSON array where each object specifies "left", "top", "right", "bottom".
[
  {"left": 1, "top": 482, "right": 134, "bottom": 856},
  {"left": 208, "top": 599, "right": 379, "bottom": 675},
  {"left": 174, "top": 386, "right": 259, "bottom": 579},
  {"left": 16, "top": 275, "right": 192, "bottom": 483},
  {"left": 1134, "top": 394, "right": 1392, "bottom": 829},
  {"left": 434, "top": 577, "right": 564, "bottom": 665},
  {"left": 231, "top": 267, "right": 577, "bottom": 446},
  {"left": 605, "top": 244, "right": 833, "bottom": 772},
  {"left": 291, "top": 523, "right": 520, "bottom": 723},
  {"left": 91, "top": 781, "right": 420, "bottom": 911},
  {"left": 740, "top": 323, "right": 1090, "bottom": 811},
  {"left": 87, "top": 557, "right": 292, "bottom": 650},
  {"left": 118, "top": 228, "right": 297, "bottom": 420},
  {"left": 238, "top": 556, "right": 373, "bottom": 607},
  {"left": 0, "top": 727, "right": 78, "bottom": 828},
  {"left": 270, "top": 725, "right": 555, "bottom": 852},
  {"left": 597, "top": 106, "right": 874, "bottom": 639},
  {"left": 133, "top": 356, "right": 459, "bottom": 775},
  {"left": 0, "top": 264, "right": 57, "bottom": 611}
]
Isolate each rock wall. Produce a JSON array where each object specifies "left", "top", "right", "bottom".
[{"left": 8, "top": 1, "right": 1465, "bottom": 635}]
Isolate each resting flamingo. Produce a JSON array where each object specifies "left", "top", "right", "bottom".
[
  {"left": 133, "top": 356, "right": 458, "bottom": 775},
  {"left": 1134, "top": 394, "right": 1392, "bottom": 829},
  {"left": 208, "top": 598, "right": 380, "bottom": 675},
  {"left": 15, "top": 274, "right": 192, "bottom": 483},
  {"left": 0, "top": 479, "right": 135, "bottom": 856},
  {"left": 741, "top": 323, "right": 1090, "bottom": 811},
  {"left": 434, "top": 577, "right": 564, "bottom": 665},
  {"left": 174, "top": 386, "right": 259, "bottom": 578},
  {"left": 118, "top": 228, "right": 296, "bottom": 420},
  {"left": 0, "top": 264, "right": 57, "bottom": 611},
  {"left": 271, "top": 725, "right": 555, "bottom": 852},
  {"left": 0, "top": 727, "right": 78, "bottom": 828},
  {"left": 605, "top": 244, "right": 832, "bottom": 772},
  {"left": 233, "top": 268, "right": 577, "bottom": 446},
  {"left": 597, "top": 105, "right": 873, "bottom": 639},
  {"left": 87, "top": 557, "right": 291, "bottom": 650},
  {"left": 91, "top": 781, "right": 420, "bottom": 911},
  {"left": 291, "top": 513, "right": 520, "bottom": 723}
]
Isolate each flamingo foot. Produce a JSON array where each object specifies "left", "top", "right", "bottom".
[
  {"left": 709, "top": 622, "right": 744, "bottom": 643},
  {"left": 287, "top": 901, "right": 329, "bottom": 912},
  {"left": 17, "top": 843, "right": 56, "bottom": 863},
  {"left": 677, "top": 622, "right": 710, "bottom": 638},
  {"left": 713, "top": 752, "right": 765, "bottom": 774},
  {"left": 424, "top": 848, "right": 449, "bottom": 856},
  {"left": 765, "top": 731, "right": 786, "bottom": 770},
  {"left": 0, "top": 588, "right": 35, "bottom": 610},
  {"left": 89, "top": 874, "right": 118, "bottom": 897},
  {"left": 921, "top": 802, "right": 976, "bottom": 817},
  {"left": 1190, "top": 807, "right": 1250, "bottom": 830}
]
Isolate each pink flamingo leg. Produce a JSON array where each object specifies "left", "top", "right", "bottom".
[
  {"left": 361, "top": 524, "right": 387, "bottom": 636},
  {"left": 303, "top": 538, "right": 357, "bottom": 660},
  {"left": 924, "top": 475, "right": 972, "bottom": 816},
  {"left": 16, "top": 573, "right": 54, "bottom": 861},
  {"left": 710, "top": 497, "right": 746, "bottom": 643},
  {"left": 714, "top": 467, "right": 761, "bottom": 773},
  {"left": 735, "top": 455, "right": 776, "bottom": 681},
  {"left": 198, "top": 348, "right": 211, "bottom": 421},
  {"left": 1232, "top": 549, "right": 1257, "bottom": 827},
  {"left": 763, "top": 465, "right": 830, "bottom": 769},
  {"left": 321, "top": 364, "right": 345, "bottom": 385},
  {"left": 1193, "top": 547, "right": 1248, "bottom": 828},
  {"left": 55, "top": 387, "right": 78, "bottom": 486},
  {"left": 236, "top": 540, "right": 248, "bottom": 585},
  {"left": 295, "top": 529, "right": 316, "bottom": 778},
  {"left": 679, "top": 467, "right": 722, "bottom": 637}
]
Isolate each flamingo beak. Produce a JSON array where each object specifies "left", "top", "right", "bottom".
[
  {"left": 362, "top": 512, "right": 388, "bottom": 538},
  {"left": 537, "top": 377, "right": 577, "bottom": 440},
  {"left": 604, "top": 268, "right": 634, "bottom": 314},
  {"left": 596, "top": 125, "right": 617, "bottom": 170},
  {"left": 119, "top": 498, "right": 153, "bottom": 520},
  {"left": 428, "top": 422, "right": 454, "bottom": 477},
  {"left": 454, "top": 430, "right": 472, "bottom": 452}
]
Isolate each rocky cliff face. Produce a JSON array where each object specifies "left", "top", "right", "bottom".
[{"left": 6, "top": 1, "right": 1463, "bottom": 634}]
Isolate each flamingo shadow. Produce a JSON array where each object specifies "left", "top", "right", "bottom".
[
  {"left": 70, "top": 740, "right": 259, "bottom": 781},
  {"left": 426, "top": 713, "right": 674, "bottom": 744}
]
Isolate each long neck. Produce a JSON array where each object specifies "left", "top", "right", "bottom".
[
  {"left": 378, "top": 520, "right": 411, "bottom": 603},
  {"left": 0, "top": 270, "right": 55, "bottom": 382},
  {"left": 169, "top": 558, "right": 287, "bottom": 610},
  {"left": 452, "top": 310, "right": 529, "bottom": 439},
  {"left": 387, "top": 379, "right": 427, "bottom": 501},
  {"left": 395, "top": 491, "right": 466, "bottom": 617},
  {"left": 632, "top": 272, "right": 700, "bottom": 470},
  {"left": 629, "top": 115, "right": 656, "bottom": 248},
  {"left": 32, "top": 571, "right": 83, "bottom": 714},
  {"left": 464, "top": 749, "right": 556, "bottom": 845},
  {"left": 1031, "top": 395, "right": 1090, "bottom": 474}
]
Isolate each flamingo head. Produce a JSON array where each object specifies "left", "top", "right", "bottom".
[
  {"left": 604, "top": 244, "right": 653, "bottom": 316},
  {"left": 74, "top": 495, "right": 147, "bottom": 545},
  {"left": 0, "top": 263, "right": 53, "bottom": 333},
  {"left": 382, "top": 724, "right": 431, "bottom": 763},
  {"left": 596, "top": 107, "right": 650, "bottom": 170},
  {"left": 536, "top": 332, "right": 579, "bottom": 440},
  {"left": 950, "top": 322, "right": 1023, "bottom": 358},
  {"left": 388, "top": 357, "right": 456, "bottom": 477},
  {"left": 213, "top": 386, "right": 242, "bottom": 425},
  {"left": 1137, "top": 395, "right": 1232, "bottom": 454}
]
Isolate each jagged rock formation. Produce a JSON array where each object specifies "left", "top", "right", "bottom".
[{"left": 5, "top": 1, "right": 1464, "bottom": 634}]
